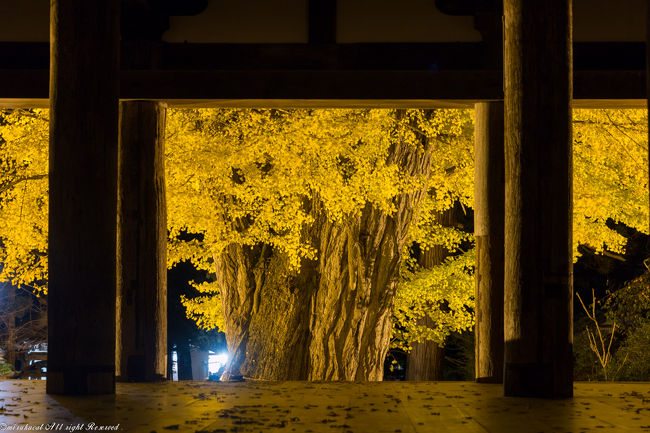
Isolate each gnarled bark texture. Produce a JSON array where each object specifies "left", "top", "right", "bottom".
[{"left": 218, "top": 117, "right": 433, "bottom": 380}]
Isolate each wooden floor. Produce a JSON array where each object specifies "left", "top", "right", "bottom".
[{"left": 0, "top": 380, "right": 648, "bottom": 432}]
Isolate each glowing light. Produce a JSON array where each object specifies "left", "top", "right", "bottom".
[
  {"left": 208, "top": 352, "right": 228, "bottom": 374},
  {"left": 171, "top": 350, "right": 179, "bottom": 381}
]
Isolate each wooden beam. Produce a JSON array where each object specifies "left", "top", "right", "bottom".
[
  {"left": 0, "top": 41, "right": 644, "bottom": 72},
  {"left": 120, "top": 69, "right": 503, "bottom": 100},
  {"left": 0, "top": 69, "right": 646, "bottom": 104},
  {"left": 0, "top": 41, "right": 646, "bottom": 102},
  {"left": 0, "top": 41, "right": 486, "bottom": 70},
  {"left": 1, "top": 98, "right": 647, "bottom": 110}
]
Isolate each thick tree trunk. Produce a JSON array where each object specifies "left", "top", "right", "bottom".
[
  {"left": 6, "top": 286, "right": 16, "bottom": 369},
  {"left": 503, "top": 0, "right": 573, "bottom": 397},
  {"left": 405, "top": 209, "right": 455, "bottom": 381},
  {"left": 47, "top": 0, "right": 119, "bottom": 395},
  {"left": 405, "top": 316, "right": 444, "bottom": 381},
  {"left": 116, "top": 101, "right": 168, "bottom": 382},
  {"left": 474, "top": 102, "right": 505, "bottom": 384},
  {"left": 218, "top": 113, "right": 433, "bottom": 380},
  {"left": 216, "top": 243, "right": 312, "bottom": 380}
]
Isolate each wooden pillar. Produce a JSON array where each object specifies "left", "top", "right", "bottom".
[
  {"left": 647, "top": 0, "right": 650, "bottom": 240},
  {"left": 116, "top": 101, "right": 168, "bottom": 382},
  {"left": 503, "top": 0, "right": 573, "bottom": 397},
  {"left": 474, "top": 101, "right": 504, "bottom": 384},
  {"left": 47, "top": 0, "right": 120, "bottom": 395}
]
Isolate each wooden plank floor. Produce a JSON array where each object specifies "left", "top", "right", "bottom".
[{"left": 0, "top": 380, "right": 648, "bottom": 432}]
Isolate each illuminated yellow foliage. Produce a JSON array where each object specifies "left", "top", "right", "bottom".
[
  {"left": 0, "top": 109, "right": 48, "bottom": 294},
  {"left": 393, "top": 249, "right": 476, "bottom": 351},
  {"left": 0, "top": 108, "right": 647, "bottom": 351},
  {"left": 392, "top": 109, "right": 475, "bottom": 351},
  {"left": 573, "top": 109, "right": 648, "bottom": 257},
  {"left": 179, "top": 281, "right": 224, "bottom": 331},
  {"left": 166, "top": 108, "right": 414, "bottom": 330},
  {"left": 165, "top": 108, "right": 477, "bottom": 344}
]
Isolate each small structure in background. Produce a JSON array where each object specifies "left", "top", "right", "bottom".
[
  {"left": 190, "top": 347, "right": 228, "bottom": 381},
  {"left": 170, "top": 346, "right": 228, "bottom": 382},
  {"left": 0, "top": 343, "right": 47, "bottom": 379},
  {"left": 25, "top": 343, "right": 47, "bottom": 380},
  {"left": 170, "top": 350, "right": 179, "bottom": 381}
]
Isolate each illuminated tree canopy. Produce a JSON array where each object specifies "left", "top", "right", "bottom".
[
  {"left": 0, "top": 109, "right": 48, "bottom": 294},
  {"left": 166, "top": 109, "right": 410, "bottom": 332},
  {"left": 0, "top": 107, "right": 647, "bottom": 379},
  {"left": 572, "top": 109, "right": 648, "bottom": 257},
  {"left": 166, "top": 108, "right": 475, "bottom": 378}
]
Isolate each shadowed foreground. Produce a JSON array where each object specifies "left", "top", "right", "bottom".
[{"left": 0, "top": 380, "right": 648, "bottom": 432}]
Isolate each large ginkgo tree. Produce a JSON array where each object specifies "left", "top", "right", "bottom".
[{"left": 0, "top": 107, "right": 646, "bottom": 380}]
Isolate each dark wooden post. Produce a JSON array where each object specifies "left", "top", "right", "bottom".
[
  {"left": 474, "top": 101, "right": 504, "bottom": 384},
  {"left": 647, "top": 0, "right": 650, "bottom": 240},
  {"left": 47, "top": 0, "right": 120, "bottom": 395},
  {"left": 503, "top": 0, "right": 573, "bottom": 397},
  {"left": 116, "top": 101, "right": 168, "bottom": 382}
]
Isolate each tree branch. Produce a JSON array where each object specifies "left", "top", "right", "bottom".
[{"left": 0, "top": 174, "right": 47, "bottom": 196}]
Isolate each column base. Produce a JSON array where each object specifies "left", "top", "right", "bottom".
[
  {"left": 46, "top": 367, "right": 115, "bottom": 395},
  {"left": 504, "top": 362, "right": 573, "bottom": 398},
  {"left": 476, "top": 376, "right": 503, "bottom": 384}
]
